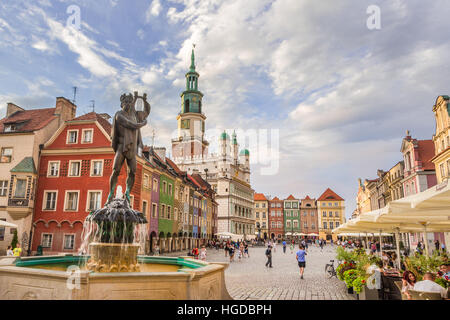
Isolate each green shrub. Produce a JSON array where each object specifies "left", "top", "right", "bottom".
[
  {"left": 10, "top": 229, "right": 18, "bottom": 249},
  {"left": 343, "top": 269, "right": 360, "bottom": 288}
]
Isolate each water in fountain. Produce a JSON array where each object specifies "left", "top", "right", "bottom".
[{"left": 79, "top": 185, "right": 148, "bottom": 272}]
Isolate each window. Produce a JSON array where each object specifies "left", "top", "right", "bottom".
[
  {"left": 271, "top": 221, "right": 276, "bottom": 228},
  {"left": 87, "top": 191, "right": 102, "bottom": 211},
  {"left": 41, "top": 234, "right": 53, "bottom": 248},
  {"left": 167, "top": 206, "right": 171, "bottom": 219},
  {"left": 91, "top": 160, "right": 103, "bottom": 176},
  {"left": 161, "top": 205, "right": 165, "bottom": 219},
  {"left": 311, "top": 223, "right": 315, "bottom": 229},
  {"left": 65, "top": 191, "right": 79, "bottom": 211},
  {"left": 262, "top": 212, "right": 266, "bottom": 219},
  {"left": 335, "top": 211, "right": 339, "bottom": 217},
  {"left": 292, "top": 202, "right": 298, "bottom": 208},
  {"left": 174, "top": 208, "right": 178, "bottom": 221},
  {"left": 69, "top": 161, "right": 81, "bottom": 177},
  {"left": 293, "top": 220, "right": 298, "bottom": 228},
  {"left": 328, "top": 202, "right": 332, "bottom": 206},
  {"left": 329, "top": 222, "right": 334, "bottom": 229},
  {"left": 14, "top": 179, "right": 27, "bottom": 198},
  {"left": 303, "top": 211, "right": 307, "bottom": 216},
  {"left": 323, "top": 211, "right": 326, "bottom": 217},
  {"left": 285, "top": 202, "right": 291, "bottom": 208},
  {"left": 0, "top": 219, "right": 5, "bottom": 241},
  {"left": 271, "top": 203, "right": 275, "bottom": 208},
  {"left": 323, "top": 203, "right": 326, "bottom": 206},
  {"left": 440, "top": 163, "right": 446, "bottom": 179},
  {"left": 334, "top": 202, "right": 338, "bottom": 206},
  {"left": 277, "top": 211, "right": 282, "bottom": 217},
  {"left": 152, "top": 203, "right": 157, "bottom": 218},
  {"left": 256, "top": 203, "right": 259, "bottom": 208},
  {"left": 262, "top": 222, "right": 266, "bottom": 228},
  {"left": 277, "top": 221, "right": 282, "bottom": 228},
  {"left": 82, "top": 129, "right": 93, "bottom": 143},
  {"left": 48, "top": 161, "right": 60, "bottom": 177},
  {"left": 323, "top": 222, "right": 327, "bottom": 229},
  {"left": 276, "top": 203, "right": 281, "bottom": 208},
  {"left": 329, "top": 211, "right": 333, "bottom": 217},
  {"left": 63, "top": 234, "right": 75, "bottom": 250},
  {"left": 335, "top": 222, "right": 339, "bottom": 228},
  {"left": 304, "top": 222, "right": 308, "bottom": 228},
  {"left": 262, "top": 203, "right": 266, "bottom": 208},
  {"left": 271, "top": 211, "right": 275, "bottom": 217},
  {"left": 311, "top": 211, "right": 315, "bottom": 217},
  {"left": 163, "top": 181, "right": 167, "bottom": 193},
  {"left": 153, "top": 179, "right": 158, "bottom": 192},
  {"left": 0, "top": 147, "right": 12, "bottom": 163},
  {"left": 142, "top": 201, "right": 148, "bottom": 216},
  {"left": 43, "top": 191, "right": 57, "bottom": 210},
  {"left": 168, "top": 184, "right": 172, "bottom": 196},
  {"left": 286, "top": 220, "right": 291, "bottom": 228},
  {"left": 67, "top": 130, "right": 78, "bottom": 144},
  {"left": 256, "top": 212, "right": 259, "bottom": 218},
  {"left": 0, "top": 181, "right": 8, "bottom": 196}
]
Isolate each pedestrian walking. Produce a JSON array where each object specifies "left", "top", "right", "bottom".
[
  {"left": 282, "top": 240, "right": 287, "bottom": 254},
  {"left": 273, "top": 240, "right": 277, "bottom": 253},
  {"left": 265, "top": 245, "right": 273, "bottom": 268},
  {"left": 296, "top": 244, "right": 307, "bottom": 279},
  {"left": 200, "top": 246, "right": 207, "bottom": 261},
  {"left": 244, "top": 243, "right": 249, "bottom": 258},
  {"left": 229, "top": 245, "right": 235, "bottom": 262},
  {"left": 6, "top": 245, "right": 13, "bottom": 256},
  {"left": 12, "top": 243, "right": 22, "bottom": 257},
  {"left": 290, "top": 242, "right": 294, "bottom": 254}
]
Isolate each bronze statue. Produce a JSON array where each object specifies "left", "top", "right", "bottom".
[{"left": 106, "top": 92, "right": 150, "bottom": 204}]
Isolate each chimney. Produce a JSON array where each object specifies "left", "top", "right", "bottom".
[
  {"left": 6, "top": 103, "right": 24, "bottom": 118},
  {"left": 54, "top": 97, "right": 77, "bottom": 126},
  {"left": 154, "top": 147, "right": 166, "bottom": 162}
]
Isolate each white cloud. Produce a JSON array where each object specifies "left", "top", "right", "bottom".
[
  {"left": 137, "top": 29, "right": 145, "bottom": 40},
  {"left": 146, "top": 0, "right": 163, "bottom": 22}
]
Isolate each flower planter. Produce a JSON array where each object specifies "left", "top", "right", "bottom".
[{"left": 358, "top": 285, "right": 379, "bottom": 300}]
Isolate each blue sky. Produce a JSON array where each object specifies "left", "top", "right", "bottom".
[{"left": 1, "top": 0, "right": 450, "bottom": 219}]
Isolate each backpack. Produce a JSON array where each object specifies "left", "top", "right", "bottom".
[{"left": 265, "top": 248, "right": 271, "bottom": 256}]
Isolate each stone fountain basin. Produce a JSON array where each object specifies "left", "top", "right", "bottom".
[{"left": 0, "top": 255, "right": 232, "bottom": 300}]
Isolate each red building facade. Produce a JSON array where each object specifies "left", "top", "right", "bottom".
[
  {"left": 268, "top": 196, "right": 284, "bottom": 241},
  {"left": 31, "top": 113, "right": 142, "bottom": 254}
]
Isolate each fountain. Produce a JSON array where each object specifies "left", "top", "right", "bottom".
[{"left": 0, "top": 92, "right": 231, "bottom": 300}]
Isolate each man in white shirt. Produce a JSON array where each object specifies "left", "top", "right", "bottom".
[{"left": 413, "top": 272, "right": 447, "bottom": 299}]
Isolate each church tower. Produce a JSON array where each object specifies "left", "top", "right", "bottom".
[{"left": 172, "top": 46, "right": 209, "bottom": 161}]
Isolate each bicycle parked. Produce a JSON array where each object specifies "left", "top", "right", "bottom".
[{"left": 325, "top": 259, "right": 337, "bottom": 278}]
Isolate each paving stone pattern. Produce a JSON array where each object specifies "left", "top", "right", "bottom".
[{"left": 165, "top": 244, "right": 356, "bottom": 300}]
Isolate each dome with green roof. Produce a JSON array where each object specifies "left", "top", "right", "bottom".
[
  {"left": 220, "top": 131, "right": 230, "bottom": 140},
  {"left": 239, "top": 149, "right": 250, "bottom": 156}
]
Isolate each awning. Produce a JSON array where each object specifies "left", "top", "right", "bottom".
[{"left": 0, "top": 220, "right": 18, "bottom": 228}]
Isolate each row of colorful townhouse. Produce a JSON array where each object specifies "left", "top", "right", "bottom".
[
  {"left": 254, "top": 188, "right": 346, "bottom": 242},
  {"left": 0, "top": 97, "right": 218, "bottom": 255},
  {"left": 354, "top": 95, "right": 450, "bottom": 250}
]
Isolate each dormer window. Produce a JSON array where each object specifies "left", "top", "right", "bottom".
[
  {"left": 67, "top": 130, "right": 78, "bottom": 144},
  {"left": 4, "top": 124, "right": 16, "bottom": 132},
  {"left": 82, "top": 129, "right": 93, "bottom": 143}
]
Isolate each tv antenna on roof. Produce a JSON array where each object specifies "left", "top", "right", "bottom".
[
  {"left": 72, "top": 87, "right": 77, "bottom": 104},
  {"left": 152, "top": 129, "right": 156, "bottom": 148},
  {"left": 90, "top": 100, "right": 95, "bottom": 113}
]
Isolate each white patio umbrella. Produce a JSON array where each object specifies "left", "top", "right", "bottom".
[
  {"left": 285, "top": 232, "right": 292, "bottom": 236},
  {"left": 308, "top": 233, "right": 319, "bottom": 236},
  {"left": 0, "top": 220, "right": 18, "bottom": 228}
]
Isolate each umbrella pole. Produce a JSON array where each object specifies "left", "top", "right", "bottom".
[
  {"left": 395, "top": 228, "right": 401, "bottom": 270},
  {"left": 379, "top": 229, "right": 383, "bottom": 258},
  {"left": 423, "top": 225, "right": 429, "bottom": 257}
]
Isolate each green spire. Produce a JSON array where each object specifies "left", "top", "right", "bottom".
[
  {"left": 190, "top": 47, "right": 196, "bottom": 72},
  {"left": 232, "top": 130, "right": 238, "bottom": 145}
]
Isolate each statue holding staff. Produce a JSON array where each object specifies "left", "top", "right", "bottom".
[{"left": 105, "top": 92, "right": 151, "bottom": 205}]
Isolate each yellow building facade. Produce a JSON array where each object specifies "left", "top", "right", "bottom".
[{"left": 317, "top": 188, "right": 345, "bottom": 241}]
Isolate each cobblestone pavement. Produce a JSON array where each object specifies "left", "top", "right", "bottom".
[{"left": 164, "top": 245, "right": 355, "bottom": 300}]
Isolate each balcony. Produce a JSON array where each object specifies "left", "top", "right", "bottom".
[{"left": 7, "top": 198, "right": 33, "bottom": 220}]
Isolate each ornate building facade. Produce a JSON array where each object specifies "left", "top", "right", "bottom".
[
  {"left": 171, "top": 49, "right": 255, "bottom": 238},
  {"left": 317, "top": 188, "right": 345, "bottom": 241}
]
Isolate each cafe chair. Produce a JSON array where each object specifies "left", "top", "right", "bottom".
[{"left": 408, "top": 290, "right": 442, "bottom": 300}]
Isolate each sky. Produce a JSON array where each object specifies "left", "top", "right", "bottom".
[{"left": 1, "top": 0, "right": 450, "bottom": 219}]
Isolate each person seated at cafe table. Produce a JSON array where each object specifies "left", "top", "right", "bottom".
[
  {"left": 437, "top": 264, "right": 450, "bottom": 280},
  {"left": 401, "top": 271, "right": 417, "bottom": 300},
  {"left": 413, "top": 272, "right": 448, "bottom": 299}
]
